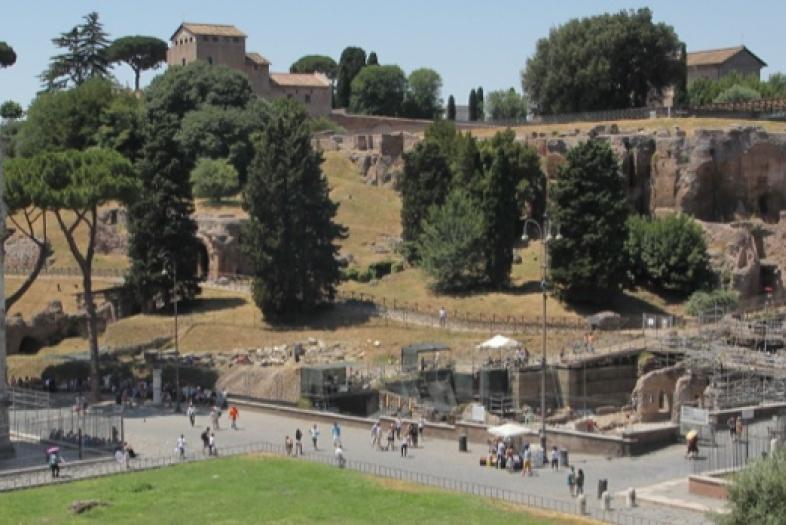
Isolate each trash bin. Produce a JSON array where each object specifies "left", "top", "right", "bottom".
[
  {"left": 458, "top": 434, "right": 468, "bottom": 452},
  {"left": 597, "top": 478, "right": 608, "bottom": 499},
  {"left": 559, "top": 448, "right": 569, "bottom": 467}
]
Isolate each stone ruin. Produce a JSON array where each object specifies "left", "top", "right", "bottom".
[
  {"left": 5, "top": 300, "right": 114, "bottom": 356},
  {"left": 313, "top": 132, "right": 412, "bottom": 187},
  {"left": 631, "top": 365, "right": 709, "bottom": 423}
]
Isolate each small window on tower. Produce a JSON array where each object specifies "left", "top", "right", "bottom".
[
  {"left": 305, "top": 94, "right": 311, "bottom": 103},
  {"left": 181, "top": 58, "right": 186, "bottom": 66},
  {"left": 208, "top": 56, "right": 213, "bottom": 65}
]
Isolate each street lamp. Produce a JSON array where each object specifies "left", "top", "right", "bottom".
[
  {"left": 521, "top": 213, "right": 560, "bottom": 461},
  {"left": 162, "top": 256, "right": 181, "bottom": 413}
]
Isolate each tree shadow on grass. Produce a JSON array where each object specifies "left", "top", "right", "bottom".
[
  {"left": 151, "top": 297, "right": 248, "bottom": 317},
  {"left": 262, "top": 302, "right": 375, "bottom": 332}
]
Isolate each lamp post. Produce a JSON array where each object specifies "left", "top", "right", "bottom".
[
  {"left": 163, "top": 257, "right": 181, "bottom": 413},
  {"left": 521, "top": 213, "right": 559, "bottom": 460}
]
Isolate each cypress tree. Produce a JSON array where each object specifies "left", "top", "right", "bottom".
[
  {"left": 481, "top": 147, "right": 518, "bottom": 287},
  {"left": 447, "top": 95, "right": 456, "bottom": 121},
  {"left": 549, "top": 140, "right": 630, "bottom": 301},
  {"left": 468, "top": 89, "right": 477, "bottom": 121},
  {"left": 476, "top": 86, "right": 485, "bottom": 120},
  {"left": 400, "top": 140, "right": 453, "bottom": 262},
  {"left": 336, "top": 46, "right": 367, "bottom": 108},
  {"left": 242, "top": 99, "right": 346, "bottom": 322}
]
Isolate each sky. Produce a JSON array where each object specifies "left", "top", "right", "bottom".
[{"left": 2, "top": 0, "right": 785, "bottom": 109}]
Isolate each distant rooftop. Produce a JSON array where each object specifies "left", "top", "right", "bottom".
[
  {"left": 245, "top": 52, "right": 270, "bottom": 66},
  {"left": 270, "top": 72, "right": 331, "bottom": 88},
  {"left": 170, "top": 23, "right": 247, "bottom": 40},
  {"left": 687, "top": 46, "right": 767, "bottom": 68}
]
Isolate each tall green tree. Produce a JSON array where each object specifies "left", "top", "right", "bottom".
[
  {"left": 549, "top": 140, "right": 629, "bottom": 301},
  {"left": 242, "top": 99, "right": 346, "bottom": 322},
  {"left": 480, "top": 147, "right": 518, "bottom": 287},
  {"left": 522, "top": 8, "right": 684, "bottom": 113},
  {"left": 0, "top": 101, "right": 23, "bottom": 120},
  {"left": 672, "top": 43, "right": 689, "bottom": 107},
  {"left": 175, "top": 100, "right": 269, "bottom": 185},
  {"left": 290, "top": 55, "right": 338, "bottom": 79},
  {"left": 476, "top": 86, "right": 484, "bottom": 120},
  {"left": 127, "top": 62, "right": 253, "bottom": 310},
  {"left": 0, "top": 42, "right": 16, "bottom": 67},
  {"left": 349, "top": 65, "right": 406, "bottom": 116},
  {"left": 400, "top": 140, "right": 453, "bottom": 261},
  {"left": 486, "top": 88, "right": 528, "bottom": 121},
  {"left": 40, "top": 11, "right": 111, "bottom": 90},
  {"left": 15, "top": 78, "right": 139, "bottom": 158},
  {"left": 468, "top": 89, "right": 478, "bottom": 121},
  {"left": 447, "top": 95, "right": 456, "bottom": 121},
  {"left": 367, "top": 52, "right": 379, "bottom": 66},
  {"left": 335, "top": 46, "right": 366, "bottom": 108},
  {"left": 106, "top": 35, "right": 168, "bottom": 91},
  {"left": 417, "top": 190, "right": 486, "bottom": 292},
  {"left": 6, "top": 149, "right": 137, "bottom": 401},
  {"left": 403, "top": 68, "right": 443, "bottom": 119}
]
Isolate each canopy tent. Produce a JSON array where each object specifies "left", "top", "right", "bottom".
[
  {"left": 487, "top": 422, "right": 536, "bottom": 439},
  {"left": 477, "top": 335, "right": 522, "bottom": 351}
]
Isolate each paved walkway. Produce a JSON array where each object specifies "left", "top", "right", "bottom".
[{"left": 0, "top": 404, "right": 725, "bottom": 524}]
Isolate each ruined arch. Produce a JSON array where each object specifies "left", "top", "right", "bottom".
[{"left": 17, "top": 336, "right": 42, "bottom": 355}]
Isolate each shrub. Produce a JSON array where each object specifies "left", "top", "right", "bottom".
[
  {"left": 367, "top": 260, "right": 394, "bottom": 280},
  {"left": 685, "top": 289, "right": 738, "bottom": 317},
  {"left": 714, "top": 84, "right": 761, "bottom": 103},
  {"left": 625, "top": 214, "right": 713, "bottom": 296},
  {"left": 190, "top": 157, "right": 240, "bottom": 203},
  {"left": 391, "top": 261, "right": 404, "bottom": 273},
  {"left": 720, "top": 448, "right": 786, "bottom": 525},
  {"left": 341, "top": 267, "right": 361, "bottom": 281}
]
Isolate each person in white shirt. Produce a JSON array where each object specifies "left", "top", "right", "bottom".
[
  {"left": 186, "top": 402, "right": 196, "bottom": 427},
  {"left": 371, "top": 422, "right": 381, "bottom": 449},
  {"left": 176, "top": 434, "right": 186, "bottom": 459},
  {"left": 334, "top": 445, "right": 346, "bottom": 468},
  {"left": 310, "top": 424, "right": 320, "bottom": 450}
]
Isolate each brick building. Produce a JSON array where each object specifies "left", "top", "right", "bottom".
[
  {"left": 167, "top": 23, "right": 331, "bottom": 116},
  {"left": 687, "top": 46, "right": 767, "bottom": 83}
]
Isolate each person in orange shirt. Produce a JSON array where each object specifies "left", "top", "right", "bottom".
[{"left": 228, "top": 406, "right": 239, "bottom": 430}]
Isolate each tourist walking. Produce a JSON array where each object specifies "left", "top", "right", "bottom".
[
  {"left": 371, "top": 421, "right": 381, "bottom": 449},
  {"left": 550, "top": 446, "right": 559, "bottom": 470},
  {"left": 401, "top": 433, "right": 410, "bottom": 457},
  {"left": 187, "top": 402, "right": 196, "bottom": 427},
  {"left": 201, "top": 427, "right": 211, "bottom": 454},
  {"left": 522, "top": 445, "right": 533, "bottom": 476},
  {"left": 210, "top": 407, "right": 220, "bottom": 431},
  {"left": 418, "top": 416, "right": 425, "bottom": 443},
  {"left": 209, "top": 432, "right": 217, "bottom": 456},
  {"left": 386, "top": 424, "right": 396, "bottom": 451},
  {"left": 228, "top": 405, "right": 239, "bottom": 430},
  {"left": 295, "top": 428, "right": 304, "bottom": 455},
  {"left": 310, "top": 424, "right": 320, "bottom": 450},
  {"left": 727, "top": 415, "right": 737, "bottom": 442},
  {"left": 331, "top": 422, "right": 342, "bottom": 447},
  {"left": 285, "top": 435, "right": 294, "bottom": 456},
  {"left": 576, "top": 469, "right": 585, "bottom": 496},
  {"left": 409, "top": 423, "right": 418, "bottom": 448},
  {"left": 176, "top": 434, "right": 187, "bottom": 459},
  {"left": 438, "top": 306, "right": 447, "bottom": 327},
  {"left": 395, "top": 417, "right": 402, "bottom": 440},
  {"left": 335, "top": 444, "right": 346, "bottom": 468},
  {"left": 567, "top": 466, "right": 576, "bottom": 496},
  {"left": 47, "top": 448, "right": 63, "bottom": 479}
]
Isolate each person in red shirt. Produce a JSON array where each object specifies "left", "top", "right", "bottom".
[{"left": 228, "top": 406, "right": 239, "bottom": 430}]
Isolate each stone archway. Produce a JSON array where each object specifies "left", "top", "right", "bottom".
[
  {"left": 196, "top": 241, "right": 210, "bottom": 281},
  {"left": 17, "top": 336, "right": 41, "bottom": 355}
]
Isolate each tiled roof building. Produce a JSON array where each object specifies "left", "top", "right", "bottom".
[
  {"left": 167, "top": 22, "right": 331, "bottom": 116},
  {"left": 687, "top": 46, "right": 767, "bottom": 83}
]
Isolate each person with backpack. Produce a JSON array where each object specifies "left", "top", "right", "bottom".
[
  {"left": 567, "top": 466, "right": 576, "bottom": 497},
  {"left": 47, "top": 449, "right": 63, "bottom": 479},
  {"left": 576, "top": 469, "right": 585, "bottom": 496}
]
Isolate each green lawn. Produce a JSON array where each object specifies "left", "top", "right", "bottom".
[{"left": 0, "top": 456, "right": 588, "bottom": 525}]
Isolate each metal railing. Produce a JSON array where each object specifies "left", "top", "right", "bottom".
[{"left": 0, "top": 437, "right": 671, "bottom": 525}]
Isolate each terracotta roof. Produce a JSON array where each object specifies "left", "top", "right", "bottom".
[
  {"left": 270, "top": 73, "right": 331, "bottom": 88},
  {"left": 687, "top": 46, "right": 767, "bottom": 68},
  {"left": 245, "top": 52, "right": 270, "bottom": 66},
  {"left": 170, "top": 23, "right": 246, "bottom": 40}
]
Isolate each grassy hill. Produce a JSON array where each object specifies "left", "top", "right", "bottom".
[{"left": 0, "top": 455, "right": 592, "bottom": 524}]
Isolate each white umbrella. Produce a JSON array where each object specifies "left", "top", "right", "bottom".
[
  {"left": 477, "top": 335, "right": 522, "bottom": 350},
  {"left": 487, "top": 422, "right": 536, "bottom": 439}
]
